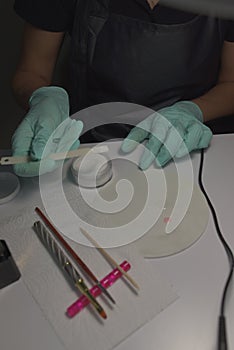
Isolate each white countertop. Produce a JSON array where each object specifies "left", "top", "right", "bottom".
[{"left": 0, "top": 134, "right": 234, "bottom": 350}]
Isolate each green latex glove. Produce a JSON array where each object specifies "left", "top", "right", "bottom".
[
  {"left": 12, "top": 86, "right": 83, "bottom": 177},
  {"left": 121, "top": 101, "right": 212, "bottom": 169}
]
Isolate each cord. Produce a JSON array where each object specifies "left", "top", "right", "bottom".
[{"left": 198, "top": 149, "right": 234, "bottom": 350}]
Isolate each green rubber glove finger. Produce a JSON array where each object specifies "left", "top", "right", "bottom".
[
  {"left": 12, "top": 118, "right": 57, "bottom": 177},
  {"left": 36, "top": 118, "right": 81, "bottom": 158},
  {"left": 139, "top": 113, "right": 170, "bottom": 170},
  {"left": 37, "top": 119, "right": 83, "bottom": 174},
  {"left": 121, "top": 126, "right": 149, "bottom": 153},
  {"left": 139, "top": 135, "right": 163, "bottom": 170},
  {"left": 11, "top": 86, "right": 78, "bottom": 177},
  {"left": 121, "top": 114, "right": 156, "bottom": 153},
  {"left": 176, "top": 123, "right": 203, "bottom": 158},
  {"left": 176, "top": 123, "right": 212, "bottom": 158},
  {"left": 11, "top": 118, "right": 34, "bottom": 158},
  {"left": 15, "top": 121, "right": 83, "bottom": 178},
  {"left": 12, "top": 86, "right": 84, "bottom": 177},
  {"left": 30, "top": 86, "right": 69, "bottom": 125},
  {"left": 12, "top": 86, "right": 69, "bottom": 161},
  {"left": 69, "top": 139, "right": 80, "bottom": 152},
  {"left": 31, "top": 117, "right": 71, "bottom": 159},
  {"left": 54, "top": 120, "right": 83, "bottom": 153},
  {"left": 156, "top": 121, "right": 185, "bottom": 167},
  {"left": 121, "top": 101, "right": 212, "bottom": 170},
  {"left": 13, "top": 159, "right": 57, "bottom": 178},
  {"left": 30, "top": 89, "right": 70, "bottom": 159},
  {"left": 197, "top": 126, "right": 213, "bottom": 149}
]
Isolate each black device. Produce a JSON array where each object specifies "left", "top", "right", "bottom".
[{"left": 0, "top": 240, "right": 21, "bottom": 289}]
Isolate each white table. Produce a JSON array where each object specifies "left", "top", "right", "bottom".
[{"left": 0, "top": 135, "right": 234, "bottom": 350}]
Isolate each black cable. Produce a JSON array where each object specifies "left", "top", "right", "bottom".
[{"left": 198, "top": 149, "right": 234, "bottom": 350}]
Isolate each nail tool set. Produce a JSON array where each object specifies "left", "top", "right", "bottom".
[{"left": 34, "top": 207, "right": 139, "bottom": 321}]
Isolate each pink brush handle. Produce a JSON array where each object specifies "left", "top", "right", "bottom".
[{"left": 67, "top": 260, "right": 131, "bottom": 317}]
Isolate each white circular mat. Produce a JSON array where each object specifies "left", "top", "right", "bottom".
[{"left": 68, "top": 158, "right": 209, "bottom": 257}]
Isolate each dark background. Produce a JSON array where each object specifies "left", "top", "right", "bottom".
[
  {"left": 0, "top": 0, "right": 233, "bottom": 150},
  {"left": 0, "top": 0, "right": 70, "bottom": 149}
]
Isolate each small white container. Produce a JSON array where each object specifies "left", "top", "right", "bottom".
[
  {"left": 0, "top": 172, "right": 20, "bottom": 204},
  {"left": 71, "top": 153, "right": 112, "bottom": 188}
]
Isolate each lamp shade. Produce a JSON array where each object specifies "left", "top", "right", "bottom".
[{"left": 161, "top": 0, "right": 234, "bottom": 18}]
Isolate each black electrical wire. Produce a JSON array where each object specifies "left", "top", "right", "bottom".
[{"left": 198, "top": 149, "right": 234, "bottom": 350}]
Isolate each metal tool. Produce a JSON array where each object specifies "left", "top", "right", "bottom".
[
  {"left": 33, "top": 221, "right": 107, "bottom": 319},
  {"left": 35, "top": 207, "right": 115, "bottom": 304}
]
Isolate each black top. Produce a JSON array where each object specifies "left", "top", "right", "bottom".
[{"left": 14, "top": 0, "right": 234, "bottom": 41}]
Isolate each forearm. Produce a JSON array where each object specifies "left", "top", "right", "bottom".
[
  {"left": 12, "top": 24, "right": 65, "bottom": 111},
  {"left": 192, "top": 82, "right": 234, "bottom": 122},
  {"left": 192, "top": 84, "right": 234, "bottom": 122},
  {"left": 12, "top": 71, "right": 51, "bottom": 111}
]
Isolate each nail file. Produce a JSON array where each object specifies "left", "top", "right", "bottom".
[{"left": 0, "top": 145, "right": 109, "bottom": 165}]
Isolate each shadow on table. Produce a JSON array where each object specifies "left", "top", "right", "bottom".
[{"left": 205, "top": 115, "right": 234, "bottom": 134}]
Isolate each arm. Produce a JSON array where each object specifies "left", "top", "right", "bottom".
[
  {"left": 11, "top": 22, "right": 84, "bottom": 177},
  {"left": 192, "top": 41, "right": 234, "bottom": 122},
  {"left": 12, "top": 23, "right": 65, "bottom": 110}
]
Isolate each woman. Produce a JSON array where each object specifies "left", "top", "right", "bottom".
[{"left": 12, "top": 0, "right": 234, "bottom": 176}]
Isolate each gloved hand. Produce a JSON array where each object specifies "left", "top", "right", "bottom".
[
  {"left": 12, "top": 86, "right": 83, "bottom": 177},
  {"left": 121, "top": 101, "right": 212, "bottom": 169}
]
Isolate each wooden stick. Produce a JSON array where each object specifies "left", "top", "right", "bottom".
[
  {"left": 80, "top": 227, "right": 140, "bottom": 290},
  {"left": 0, "top": 145, "right": 108, "bottom": 165}
]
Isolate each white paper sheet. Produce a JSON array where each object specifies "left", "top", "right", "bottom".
[{"left": 0, "top": 206, "right": 177, "bottom": 350}]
